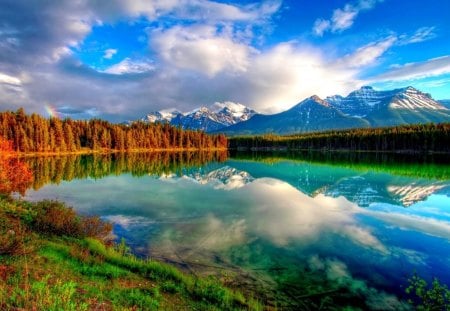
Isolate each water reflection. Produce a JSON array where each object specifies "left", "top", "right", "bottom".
[{"left": 23, "top": 152, "right": 450, "bottom": 310}]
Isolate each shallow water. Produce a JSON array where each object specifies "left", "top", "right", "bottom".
[{"left": 23, "top": 152, "right": 450, "bottom": 309}]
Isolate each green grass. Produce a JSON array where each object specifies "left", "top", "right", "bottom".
[{"left": 0, "top": 196, "right": 263, "bottom": 310}]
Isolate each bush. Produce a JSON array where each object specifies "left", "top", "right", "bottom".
[
  {"left": 0, "top": 211, "right": 29, "bottom": 256},
  {"left": 81, "top": 216, "right": 113, "bottom": 241},
  {"left": 33, "top": 200, "right": 112, "bottom": 239},
  {"left": 33, "top": 200, "right": 83, "bottom": 237}
]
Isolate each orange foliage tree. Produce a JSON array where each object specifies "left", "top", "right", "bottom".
[{"left": 0, "top": 137, "right": 33, "bottom": 195}]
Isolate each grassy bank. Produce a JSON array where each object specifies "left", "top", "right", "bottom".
[{"left": 0, "top": 196, "right": 262, "bottom": 310}]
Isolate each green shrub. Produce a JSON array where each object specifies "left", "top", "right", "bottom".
[{"left": 405, "top": 273, "right": 450, "bottom": 310}]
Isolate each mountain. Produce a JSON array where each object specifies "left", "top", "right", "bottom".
[
  {"left": 217, "top": 95, "right": 370, "bottom": 135},
  {"left": 326, "top": 86, "right": 450, "bottom": 127},
  {"left": 142, "top": 109, "right": 182, "bottom": 123},
  {"left": 142, "top": 103, "right": 257, "bottom": 132},
  {"left": 218, "top": 86, "right": 450, "bottom": 135}
]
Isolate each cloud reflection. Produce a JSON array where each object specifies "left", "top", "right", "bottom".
[{"left": 240, "top": 178, "right": 387, "bottom": 252}]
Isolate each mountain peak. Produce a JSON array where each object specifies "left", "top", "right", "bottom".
[
  {"left": 141, "top": 103, "right": 257, "bottom": 132},
  {"left": 308, "top": 95, "right": 330, "bottom": 107}
]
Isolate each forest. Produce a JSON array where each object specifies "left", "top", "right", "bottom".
[
  {"left": 229, "top": 123, "right": 450, "bottom": 153},
  {"left": 0, "top": 108, "right": 227, "bottom": 152}
]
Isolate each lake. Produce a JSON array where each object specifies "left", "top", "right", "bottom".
[{"left": 22, "top": 151, "right": 450, "bottom": 310}]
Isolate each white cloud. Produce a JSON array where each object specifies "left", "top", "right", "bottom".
[
  {"left": 313, "top": 0, "right": 382, "bottom": 36},
  {"left": 103, "top": 48, "right": 117, "bottom": 59},
  {"left": 151, "top": 25, "right": 254, "bottom": 77},
  {"left": 312, "top": 19, "right": 331, "bottom": 37},
  {"left": 331, "top": 4, "right": 358, "bottom": 32},
  {"left": 371, "top": 55, "right": 450, "bottom": 82},
  {"left": 399, "top": 26, "right": 437, "bottom": 45},
  {"left": 336, "top": 36, "right": 397, "bottom": 69},
  {"left": 104, "top": 57, "right": 155, "bottom": 74}
]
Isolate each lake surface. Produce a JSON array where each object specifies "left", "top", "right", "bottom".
[{"left": 22, "top": 152, "right": 450, "bottom": 310}]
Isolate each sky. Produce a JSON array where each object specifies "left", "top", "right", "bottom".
[{"left": 0, "top": 0, "right": 449, "bottom": 121}]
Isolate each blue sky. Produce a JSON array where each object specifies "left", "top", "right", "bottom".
[{"left": 0, "top": 0, "right": 449, "bottom": 120}]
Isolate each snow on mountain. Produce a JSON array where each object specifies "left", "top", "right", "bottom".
[
  {"left": 326, "top": 86, "right": 448, "bottom": 121},
  {"left": 388, "top": 182, "right": 448, "bottom": 207},
  {"left": 389, "top": 87, "right": 445, "bottom": 110},
  {"left": 139, "top": 86, "right": 449, "bottom": 135},
  {"left": 158, "top": 166, "right": 254, "bottom": 190},
  {"left": 219, "top": 95, "right": 369, "bottom": 135},
  {"left": 142, "top": 102, "right": 257, "bottom": 132},
  {"left": 190, "top": 166, "right": 254, "bottom": 190},
  {"left": 142, "top": 109, "right": 181, "bottom": 123}
]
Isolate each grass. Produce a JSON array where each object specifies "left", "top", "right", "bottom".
[{"left": 0, "top": 196, "right": 263, "bottom": 310}]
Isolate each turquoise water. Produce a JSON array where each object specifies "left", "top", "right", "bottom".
[{"left": 23, "top": 153, "right": 450, "bottom": 309}]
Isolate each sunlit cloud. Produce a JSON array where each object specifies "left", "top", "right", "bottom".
[
  {"left": 371, "top": 55, "right": 450, "bottom": 82},
  {"left": 335, "top": 36, "right": 397, "bottom": 69},
  {"left": 0, "top": 72, "right": 22, "bottom": 86},
  {"left": 151, "top": 25, "right": 254, "bottom": 77}
]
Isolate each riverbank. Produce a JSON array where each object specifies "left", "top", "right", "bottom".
[{"left": 0, "top": 196, "right": 262, "bottom": 310}]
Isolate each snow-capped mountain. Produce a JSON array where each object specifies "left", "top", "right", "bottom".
[
  {"left": 142, "top": 103, "right": 257, "bottom": 132},
  {"left": 218, "top": 95, "right": 369, "bottom": 135},
  {"left": 219, "top": 86, "right": 449, "bottom": 135},
  {"left": 326, "top": 86, "right": 449, "bottom": 126},
  {"left": 142, "top": 109, "right": 181, "bottom": 123},
  {"left": 139, "top": 86, "right": 449, "bottom": 135},
  {"left": 388, "top": 182, "right": 448, "bottom": 207}
]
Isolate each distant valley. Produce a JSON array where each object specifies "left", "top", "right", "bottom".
[{"left": 139, "top": 86, "right": 450, "bottom": 135}]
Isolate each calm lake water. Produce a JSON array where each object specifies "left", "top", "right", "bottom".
[{"left": 23, "top": 152, "right": 450, "bottom": 310}]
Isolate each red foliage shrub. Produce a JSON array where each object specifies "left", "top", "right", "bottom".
[{"left": 0, "top": 136, "right": 33, "bottom": 196}]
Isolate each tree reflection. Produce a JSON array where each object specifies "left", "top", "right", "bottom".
[
  {"left": 24, "top": 151, "right": 228, "bottom": 191},
  {"left": 0, "top": 137, "right": 33, "bottom": 196}
]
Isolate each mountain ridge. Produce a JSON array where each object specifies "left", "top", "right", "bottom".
[
  {"left": 141, "top": 103, "right": 257, "bottom": 132},
  {"left": 137, "top": 86, "right": 449, "bottom": 134},
  {"left": 218, "top": 86, "right": 449, "bottom": 135}
]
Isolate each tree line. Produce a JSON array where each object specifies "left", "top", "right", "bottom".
[
  {"left": 229, "top": 123, "right": 450, "bottom": 153},
  {"left": 0, "top": 108, "right": 227, "bottom": 152}
]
